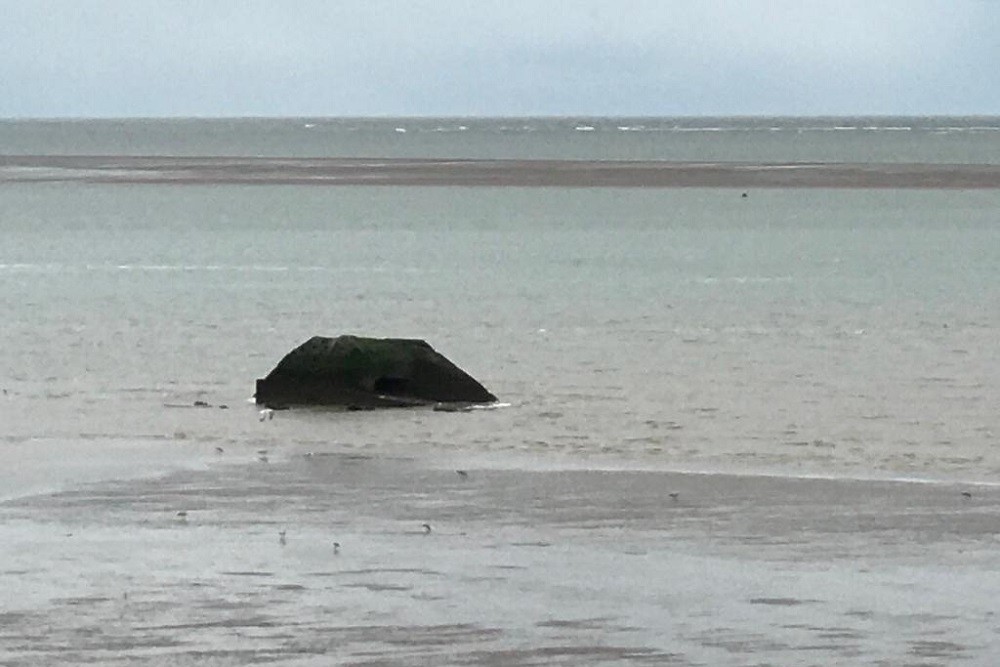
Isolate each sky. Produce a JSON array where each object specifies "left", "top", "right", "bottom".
[{"left": 1, "top": 0, "right": 998, "bottom": 118}]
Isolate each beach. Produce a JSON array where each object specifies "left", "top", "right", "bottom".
[{"left": 1, "top": 429, "right": 999, "bottom": 665}]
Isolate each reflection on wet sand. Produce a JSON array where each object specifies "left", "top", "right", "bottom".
[{"left": 1, "top": 452, "right": 998, "bottom": 664}]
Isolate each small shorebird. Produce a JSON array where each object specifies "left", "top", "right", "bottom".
[
  {"left": 176, "top": 511, "right": 188, "bottom": 522},
  {"left": 278, "top": 530, "right": 287, "bottom": 546},
  {"left": 669, "top": 492, "right": 680, "bottom": 501},
  {"left": 421, "top": 523, "right": 432, "bottom": 534},
  {"left": 259, "top": 408, "right": 274, "bottom": 422},
  {"left": 214, "top": 446, "right": 224, "bottom": 454},
  {"left": 333, "top": 542, "right": 341, "bottom": 554},
  {"left": 456, "top": 470, "right": 468, "bottom": 478},
  {"left": 962, "top": 491, "right": 973, "bottom": 499}
]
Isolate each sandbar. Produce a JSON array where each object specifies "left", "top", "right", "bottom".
[{"left": 2, "top": 155, "right": 1000, "bottom": 188}]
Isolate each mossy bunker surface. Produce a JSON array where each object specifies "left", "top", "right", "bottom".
[{"left": 255, "top": 335, "right": 497, "bottom": 409}]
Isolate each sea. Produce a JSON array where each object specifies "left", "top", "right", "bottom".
[
  {"left": 3, "top": 116, "right": 1000, "bottom": 665},
  {"left": 2, "top": 115, "right": 999, "bottom": 483}
]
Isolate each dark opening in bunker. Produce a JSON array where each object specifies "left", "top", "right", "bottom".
[{"left": 373, "top": 376, "right": 409, "bottom": 395}]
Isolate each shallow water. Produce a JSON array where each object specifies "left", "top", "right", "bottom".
[{"left": 2, "top": 181, "right": 999, "bottom": 482}]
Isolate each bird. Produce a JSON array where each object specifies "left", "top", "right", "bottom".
[
  {"left": 333, "top": 542, "right": 341, "bottom": 554},
  {"left": 258, "top": 454, "right": 269, "bottom": 464},
  {"left": 669, "top": 492, "right": 680, "bottom": 501},
  {"left": 176, "top": 511, "right": 188, "bottom": 521},
  {"left": 258, "top": 408, "right": 274, "bottom": 422},
  {"left": 456, "top": 470, "right": 468, "bottom": 478},
  {"left": 961, "top": 491, "right": 973, "bottom": 499},
  {"left": 421, "top": 523, "right": 432, "bottom": 534},
  {"left": 214, "top": 446, "right": 224, "bottom": 454},
  {"left": 278, "top": 530, "right": 287, "bottom": 546}
]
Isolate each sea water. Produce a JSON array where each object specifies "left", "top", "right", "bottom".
[
  {"left": 3, "top": 117, "right": 1000, "bottom": 665},
  {"left": 1, "top": 117, "right": 999, "bottom": 482}
]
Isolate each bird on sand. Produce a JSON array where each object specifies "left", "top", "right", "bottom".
[
  {"left": 422, "top": 523, "right": 432, "bottom": 534},
  {"left": 258, "top": 408, "right": 274, "bottom": 422},
  {"left": 456, "top": 470, "right": 469, "bottom": 478},
  {"left": 669, "top": 492, "right": 680, "bottom": 501},
  {"left": 279, "top": 530, "right": 287, "bottom": 546},
  {"left": 961, "top": 491, "right": 973, "bottom": 499},
  {"left": 333, "top": 542, "right": 341, "bottom": 554}
]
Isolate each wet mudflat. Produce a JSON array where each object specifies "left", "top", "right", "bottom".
[{"left": 2, "top": 449, "right": 999, "bottom": 665}]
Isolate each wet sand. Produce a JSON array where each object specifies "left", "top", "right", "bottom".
[
  {"left": 2, "top": 442, "right": 999, "bottom": 665},
  {"left": 3, "top": 155, "right": 1000, "bottom": 188}
]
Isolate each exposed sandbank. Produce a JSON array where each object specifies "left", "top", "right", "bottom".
[{"left": 3, "top": 155, "right": 1000, "bottom": 188}]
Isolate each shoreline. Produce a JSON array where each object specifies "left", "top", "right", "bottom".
[
  {"left": 5, "top": 426, "right": 998, "bottom": 534},
  {"left": 4, "top": 432, "right": 998, "bottom": 507},
  {"left": 3, "top": 154, "right": 1000, "bottom": 188}
]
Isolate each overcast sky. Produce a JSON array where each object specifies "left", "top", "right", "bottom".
[{"left": 2, "top": 1, "right": 998, "bottom": 118}]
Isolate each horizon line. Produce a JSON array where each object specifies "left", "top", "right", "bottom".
[{"left": 4, "top": 113, "right": 1000, "bottom": 122}]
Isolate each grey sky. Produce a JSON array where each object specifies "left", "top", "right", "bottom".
[{"left": 2, "top": 0, "right": 998, "bottom": 117}]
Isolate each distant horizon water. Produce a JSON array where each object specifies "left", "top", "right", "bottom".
[{"left": 2, "top": 115, "right": 999, "bottom": 163}]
